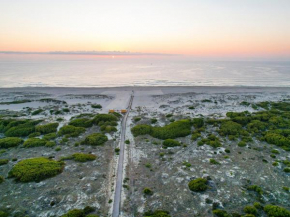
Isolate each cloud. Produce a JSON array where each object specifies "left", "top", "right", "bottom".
[{"left": 0, "top": 51, "right": 178, "bottom": 56}]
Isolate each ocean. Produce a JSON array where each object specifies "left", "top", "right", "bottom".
[{"left": 0, "top": 54, "right": 289, "bottom": 87}]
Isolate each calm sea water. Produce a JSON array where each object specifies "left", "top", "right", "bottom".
[{"left": 0, "top": 55, "right": 289, "bottom": 87}]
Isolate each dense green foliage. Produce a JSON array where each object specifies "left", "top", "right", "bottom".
[
  {"left": 58, "top": 125, "right": 86, "bottom": 137},
  {"left": 8, "top": 157, "right": 64, "bottom": 182},
  {"left": 198, "top": 134, "right": 222, "bottom": 148},
  {"left": 212, "top": 209, "right": 230, "bottom": 217},
  {"left": 162, "top": 139, "right": 180, "bottom": 148},
  {"left": 82, "top": 133, "right": 108, "bottom": 146},
  {"left": 0, "top": 211, "right": 9, "bottom": 217},
  {"left": 244, "top": 206, "right": 257, "bottom": 215},
  {"left": 92, "top": 114, "right": 118, "bottom": 125},
  {"left": 247, "top": 185, "right": 263, "bottom": 195},
  {"left": 144, "top": 210, "right": 171, "bottom": 217},
  {"left": 264, "top": 205, "right": 290, "bottom": 217},
  {"left": 71, "top": 153, "right": 96, "bottom": 162},
  {"left": 0, "top": 137, "right": 23, "bottom": 148},
  {"left": 0, "top": 159, "right": 9, "bottom": 165},
  {"left": 192, "top": 118, "right": 204, "bottom": 128},
  {"left": 91, "top": 104, "right": 102, "bottom": 109},
  {"left": 4, "top": 120, "right": 41, "bottom": 137},
  {"left": 31, "top": 109, "right": 44, "bottom": 115},
  {"left": 143, "top": 188, "right": 153, "bottom": 195},
  {"left": 0, "top": 175, "right": 4, "bottom": 184},
  {"left": 188, "top": 178, "right": 208, "bottom": 192},
  {"left": 61, "top": 209, "right": 85, "bottom": 217},
  {"left": 35, "top": 123, "right": 59, "bottom": 134},
  {"left": 23, "top": 138, "right": 47, "bottom": 148},
  {"left": 132, "top": 119, "right": 192, "bottom": 139},
  {"left": 43, "top": 133, "right": 57, "bottom": 140},
  {"left": 0, "top": 99, "right": 31, "bottom": 105},
  {"left": 69, "top": 118, "right": 93, "bottom": 128},
  {"left": 219, "top": 121, "right": 244, "bottom": 136}
]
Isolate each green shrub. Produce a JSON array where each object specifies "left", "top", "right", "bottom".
[
  {"left": 264, "top": 205, "right": 290, "bottom": 217},
  {"left": 134, "top": 117, "right": 141, "bottom": 122},
  {"left": 192, "top": 118, "right": 204, "bottom": 128},
  {"left": 91, "top": 104, "right": 102, "bottom": 109},
  {"left": 213, "top": 209, "right": 230, "bottom": 217},
  {"left": 55, "top": 146, "right": 61, "bottom": 151},
  {"left": 238, "top": 141, "right": 247, "bottom": 147},
  {"left": 125, "top": 140, "right": 130, "bottom": 144},
  {"left": 0, "top": 137, "right": 23, "bottom": 148},
  {"left": 132, "top": 120, "right": 192, "bottom": 140},
  {"left": 247, "top": 120, "right": 267, "bottom": 133},
  {"left": 8, "top": 157, "right": 64, "bottom": 182},
  {"left": 143, "top": 188, "right": 153, "bottom": 195},
  {"left": 69, "top": 118, "right": 93, "bottom": 128},
  {"left": 183, "top": 162, "right": 191, "bottom": 167},
  {"left": 271, "top": 149, "right": 280, "bottom": 154},
  {"left": 0, "top": 175, "right": 4, "bottom": 184},
  {"left": 144, "top": 210, "right": 171, "bottom": 217},
  {"left": 100, "top": 125, "right": 117, "bottom": 133},
  {"left": 188, "top": 106, "right": 194, "bottom": 110},
  {"left": 23, "top": 138, "right": 47, "bottom": 148},
  {"left": 210, "top": 159, "right": 220, "bottom": 165},
  {"left": 284, "top": 168, "right": 290, "bottom": 172},
  {"left": 247, "top": 185, "right": 263, "bottom": 195},
  {"left": 5, "top": 123, "right": 35, "bottom": 137},
  {"left": 36, "top": 123, "right": 59, "bottom": 134},
  {"left": 219, "top": 121, "right": 243, "bottom": 136},
  {"left": 253, "top": 202, "right": 262, "bottom": 209},
  {"left": 86, "top": 215, "right": 99, "bottom": 217},
  {"left": 62, "top": 108, "right": 70, "bottom": 113},
  {"left": 191, "top": 132, "right": 201, "bottom": 141},
  {"left": 244, "top": 206, "right": 257, "bottom": 215},
  {"left": 61, "top": 209, "right": 85, "bottom": 217},
  {"left": 82, "top": 133, "right": 108, "bottom": 146},
  {"left": 151, "top": 118, "right": 157, "bottom": 124},
  {"left": 163, "top": 139, "right": 180, "bottom": 148},
  {"left": 58, "top": 125, "right": 86, "bottom": 137},
  {"left": 45, "top": 141, "right": 56, "bottom": 147},
  {"left": 0, "top": 211, "right": 9, "bottom": 217},
  {"left": 92, "top": 114, "right": 118, "bottom": 125},
  {"left": 31, "top": 109, "right": 44, "bottom": 115},
  {"left": 225, "top": 149, "right": 230, "bottom": 153},
  {"left": 28, "top": 132, "right": 41, "bottom": 138},
  {"left": 0, "top": 159, "right": 9, "bottom": 165},
  {"left": 43, "top": 133, "right": 57, "bottom": 140},
  {"left": 264, "top": 132, "right": 290, "bottom": 148},
  {"left": 188, "top": 178, "right": 208, "bottom": 192},
  {"left": 69, "top": 153, "right": 97, "bottom": 162}
]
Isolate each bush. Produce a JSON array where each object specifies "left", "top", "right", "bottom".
[
  {"left": 219, "top": 121, "right": 243, "bottom": 136},
  {"left": 163, "top": 139, "right": 180, "bottom": 148},
  {"left": 91, "top": 104, "right": 102, "bottom": 109},
  {"left": 264, "top": 205, "right": 290, "bottom": 217},
  {"left": 0, "top": 137, "right": 23, "bottom": 148},
  {"left": 144, "top": 210, "right": 171, "bottom": 217},
  {"left": 43, "top": 133, "right": 57, "bottom": 140},
  {"left": 83, "top": 206, "right": 96, "bottom": 214},
  {"left": 192, "top": 118, "right": 204, "bottom": 128},
  {"left": 151, "top": 119, "right": 157, "bottom": 124},
  {"left": 82, "top": 133, "right": 108, "bottom": 146},
  {"left": 143, "top": 188, "right": 153, "bottom": 195},
  {"left": 213, "top": 209, "right": 230, "bottom": 217},
  {"left": 69, "top": 118, "right": 93, "bottom": 128},
  {"left": 264, "top": 132, "right": 290, "bottom": 148},
  {"left": 210, "top": 159, "right": 220, "bottom": 165},
  {"left": 31, "top": 109, "right": 44, "bottom": 115},
  {"left": 5, "top": 123, "right": 35, "bottom": 137},
  {"left": 8, "top": 157, "right": 65, "bottom": 182},
  {"left": 132, "top": 119, "right": 192, "bottom": 140},
  {"left": 238, "top": 141, "right": 247, "bottom": 147},
  {"left": 45, "top": 141, "right": 56, "bottom": 147},
  {"left": 28, "top": 132, "right": 41, "bottom": 138},
  {"left": 0, "top": 175, "right": 4, "bottom": 184},
  {"left": 188, "top": 178, "right": 208, "bottom": 192},
  {"left": 244, "top": 206, "right": 257, "bottom": 215},
  {"left": 92, "top": 114, "right": 118, "bottom": 125},
  {"left": 247, "top": 185, "right": 263, "bottom": 195},
  {"left": 36, "top": 123, "right": 59, "bottom": 134},
  {"left": 0, "top": 211, "right": 9, "bottom": 217},
  {"left": 23, "top": 138, "right": 47, "bottom": 148},
  {"left": 284, "top": 168, "right": 290, "bottom": 172},
  {"left": 125, "top": 140, "right": 130, "bottom": 144},
  {"left": 58, "top": 125, "right": 86, "bottom": 137},
  {"left": 61, "top": 209, "right": 85, "bottom": 217},
  {"left": 253, "top": 202, "right": 262, "bottom": 209},
  {"left": 0, "top": 159, "right": 9, "bottom": 166},
  {"left": 71, "top": 153, "right": 96, "bottom": 162},
  {"left": 191, "top": 132, "right": 201, "bottom": 141}
]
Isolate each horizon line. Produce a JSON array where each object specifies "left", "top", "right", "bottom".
[{"left": 0, "top": 50, "right": 180, "bottom": 56}]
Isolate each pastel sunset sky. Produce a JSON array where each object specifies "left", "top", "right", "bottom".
[{"left": 0, "top": 0, "right": 290, "bottom": 59}]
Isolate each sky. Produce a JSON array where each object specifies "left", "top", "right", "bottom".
[{"left": 0, "top": 0, "right": 290, "bottom": 59}]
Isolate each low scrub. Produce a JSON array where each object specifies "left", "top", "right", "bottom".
[
  {"left": 188, "top": 178, "right": 208, "bottom": 192},
  {"left": 71, "top": 153, "right": 96, "bottom": 162},
  {"left": 8, "top": 157, "right": 65, "bottom": 182},
  {"left": 58, "top": 125, "right": 86, "bottom": 137},
  {"left": 162, "top": 139, "right": 180, "bottom": 148},
  {"left": 131, "top": 119, "right": 192, "bottom": 140},
  {"left": 35, "top": 122, "right": 59, "bottom": 134},
  {"left": 23, "top": 138, "right": 47, "bottom": 148},
  {"left": 264, "top": 205, "right": 290, "bottom": 217},
  {"left": 0, "top": 137, "right": 23, "bottom": 148},
  {"left": 0, "top": 159, "right": 9, "bottom": 166},
  {"left": 69, "top": 118, "right": 93, "bottom": 128},
  {"left": 144, "top": 210, "right": 171, "bottom": 217},
  {"left": 82, "top": 133, "right": 108, "bottom": 146}
]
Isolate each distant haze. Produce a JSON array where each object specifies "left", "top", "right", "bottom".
[{"left": 0, "top": 0, "right": 290, "bottom": 59}]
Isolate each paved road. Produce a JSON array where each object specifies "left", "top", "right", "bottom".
[{"left": 112, "top": 91, "right": 134, "bottom": 217}]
